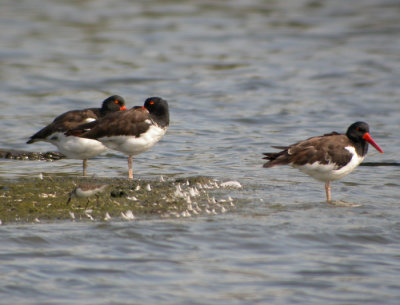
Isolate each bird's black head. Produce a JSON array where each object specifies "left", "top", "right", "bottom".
[
  {"left": 144, "top": 97, "right": 169, "bottom": 127},
  {"left": 346, "top": 121, "right": 370, "bottom": 141},
  {"left": 346, "top": 121, "right": 383, "bottom": 154},
  {"left": 101, "top": 95, "right": 127, "bottom": 114}
]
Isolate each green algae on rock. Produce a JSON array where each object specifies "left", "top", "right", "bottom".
[
  {"left": 0, "top": 176, "right": 237, "bottom": 224},
  {"left": 0, "top": 149, "right": 65, "bottom": 161}
]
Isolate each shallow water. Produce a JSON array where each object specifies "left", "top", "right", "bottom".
[{"left": 1, "top": 0, "right": 400, "bottom": 304}]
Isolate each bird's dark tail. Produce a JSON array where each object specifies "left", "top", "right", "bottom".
[
  {"left": 262, "top": 146, "right": 289, "bottom": 168},
  {"left": 262, "top": 152, "right": 280, "bottom": 168}
]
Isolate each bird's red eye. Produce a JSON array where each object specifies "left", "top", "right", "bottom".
[
  {"left": 114, "top": 100, "right": 119, "bottom": 104},
  {"left": 355, "top": 127, "right": 360, "bottom": 131},
  {"left": 150, "top": 100, "right": 155, "bottom": 105}
]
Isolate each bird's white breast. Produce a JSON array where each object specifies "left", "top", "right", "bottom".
[
  {"left": 293, "top": 146, "right": 365, "bottom": 182},
  {"left": 100, "top": 125, "right": 167, "bottom": 155}
]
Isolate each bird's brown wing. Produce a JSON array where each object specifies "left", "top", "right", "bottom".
[
  {"left": 27, "top": 109, "right": 98, "bottom": 143},
  {"left": 263, "top": 133, "right": 354, "bottom": 169},
  {"left": 79, "top": 107, "right": 151, "bottom": 139}
]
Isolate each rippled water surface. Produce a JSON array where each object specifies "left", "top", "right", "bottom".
[{"left": 1, "top": 0, "right": 400, "bottom": 304}]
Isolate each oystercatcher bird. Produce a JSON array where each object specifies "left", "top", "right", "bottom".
[
  {"left": 68, "top": 97, "right": 169, "bottom": 179},
  {"left": 262, "top": 122, "right": 384, "bottom": 202},
  {"left": 26, "top": 95, "right": 127, "bottom": 176}
]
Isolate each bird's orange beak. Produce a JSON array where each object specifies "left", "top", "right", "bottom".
[
  {"left": 120, "top": 105, "right": 127, "bottom": 110},
  {"left": 363, "top": 133, "right": 383, "bottom": 153}
]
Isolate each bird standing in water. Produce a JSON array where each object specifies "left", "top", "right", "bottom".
[
  {"left": 263, "top": 122, "right": 384, "bottom": 202},
  {"left": 68, "top": 97, "right": 169, "bottom": 179},
  {"left": 27, "top": 95, "right": 127, "bottom": 176}
]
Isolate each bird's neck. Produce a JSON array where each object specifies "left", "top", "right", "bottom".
[
  {"left": 352, "top": 139, "right": 369, "bottom": 157},
  {"left": 151, "top": 112, "right": 169, "bottom": 128}
]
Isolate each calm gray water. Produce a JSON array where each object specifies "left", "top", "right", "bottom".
[{"left": 1, "top": 0, "right": 400, "bottom": 304}]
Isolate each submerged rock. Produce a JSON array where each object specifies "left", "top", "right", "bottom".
[
  {"left": 0, "top": 149, "right": 65, "bottom": 161},
  {"left": 0, "top": 176, "right": 237, "bottom": 224}
]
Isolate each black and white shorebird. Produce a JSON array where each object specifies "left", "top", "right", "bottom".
[
  {"left": 262, "top": 122, "right": 384, "bottom": 202},
  {"left": 26, "top": 95, "right": 127, "bottom": 176},
  {"left": 67, "top": 183, "right": 109, "bottom": 207},
  {"left": 68, "top": 97, "right": 169, "bottom": 179}
]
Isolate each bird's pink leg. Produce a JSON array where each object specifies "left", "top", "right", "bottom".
[
  {"left": 128, "top": 155, "right": 133, "bottom": 180},
  {"left": 82, "top": 159, "right": 88, "bottom": 176},
  {"left": 325, "top": 182, "right": 331, "bottom": 202}
]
